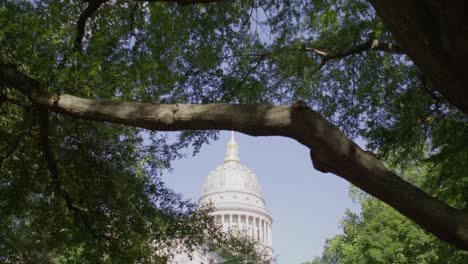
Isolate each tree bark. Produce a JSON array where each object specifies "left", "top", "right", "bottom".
[
  {"left": 368, "top": 0, "right": 468, "bottom": 115},
  {"left": 1, "top": 64, "right": 467, "bottom": 249}
]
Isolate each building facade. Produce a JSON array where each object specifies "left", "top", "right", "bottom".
[{"left": 169, "top": 133, "right": 273, "bottom": 263}]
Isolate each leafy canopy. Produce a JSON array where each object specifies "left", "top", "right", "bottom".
[{"left": 1, "top": 0, "right": 467, "bottom": 262}]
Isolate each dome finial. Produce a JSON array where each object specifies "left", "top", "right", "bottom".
[{"left": 225, "top": 131, "right": 240, "bottom": 163}]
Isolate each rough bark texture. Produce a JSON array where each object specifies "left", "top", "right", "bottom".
[
  {"left": 369, "top": 0, "right": 468, "bottom": 115},
  {"left": 1, "top": 64, "right": 468, "bottom": 249}
]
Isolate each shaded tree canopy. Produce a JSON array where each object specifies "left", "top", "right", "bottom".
[{"left": 0, "top": 0, "right": 467, "bottom": 262}]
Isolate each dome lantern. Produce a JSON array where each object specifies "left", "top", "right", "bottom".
[{"left": 224, "top": 131, "right": 240, "bottom": 163}]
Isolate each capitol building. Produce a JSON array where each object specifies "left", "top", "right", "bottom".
[{"left": 170, "top": 133, "right": 273, "bottom": 263}]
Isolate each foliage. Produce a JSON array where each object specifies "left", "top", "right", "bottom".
[
  {"left": 0, "top": 102, "right": 255, "bottom": 262},
  {"left": 0, "top": 0, "right": 269, "bottom": 262},
  {"left": 311, "top": 195, "right": 468, "bottom": 263},
  {"left": 214, "top": 235, "right": 273, "bottom": 264},
  {"left": 1, "top": 0, "right": 467, "bottom": 262},
  {"left": 309, "top": 162, "right": 468, "bottom": 264}
]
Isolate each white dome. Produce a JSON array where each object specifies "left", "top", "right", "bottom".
[
  {"left": 200, "top": 133, "right": 263, "bottom": 199},
  {"left": 198, "top": 132, "right": 273, "bottom": 254},
  {"left": 201, "top": 161, "right": 263, "bottom": 198},
  {"left": 168, "top": 132, "right": 273, "bottom": 264}
]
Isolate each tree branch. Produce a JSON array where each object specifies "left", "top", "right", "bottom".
[
  {"left": 136, "top": 0, "right": 225, "bottom": 5},
  {"left": 74, "top": 0, "right": 224, "bottom": 50},
  {"left": 368, "top": 0, "right": 468, "bottom": 115},
  {"left": 37, "top": 109, "right": 109, "bottom": 241},
  {"left": 1, "top": 63, "right": 467, "bottom": 249},
  {"left": 75, "top": 0, "right": 109, "bottom": 50},
  {"left": 304, "top": 39, "right": 404, "bottom": 63},
  {"left": 0, "top": 136, "right": 21, "bottom": 169},
  {"left": 230, "top": 54, "right": 267, "bottom": 97},
  {"left": 0, "top": 94, "right": 31, "bottom": 109}
]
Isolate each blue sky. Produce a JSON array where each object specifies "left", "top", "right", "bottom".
[{"left": 163, "top": 131, "right": 361, "bottom": 264}]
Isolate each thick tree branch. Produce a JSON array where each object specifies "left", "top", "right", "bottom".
[
  {"left": 1, "top": 63, "right": 467, "bottom": 249},
  {"left": 368, "top": 0, "right": 468, "bottom": 115},
  {"left": 75, "top": 0, "right": 109, "bottom": 50}
]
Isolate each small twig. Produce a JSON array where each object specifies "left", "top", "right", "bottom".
[
  {"left": 418, "top": 73, "right": 443, "bottom": 104},
  {"left": 310, "top": 59, "right": 326, "bottom": 76},
  {"left": 217, "top": 53, "right": 269, "bottom": 60},
  {"left": 0, "top": 133, "right": 24, "bottom": 169},
  {"left": 230, "top": 54, "right": 267, "bottom": 99},
  {"left": 130, "top": 201, "right": 150, "bottom": 224}
]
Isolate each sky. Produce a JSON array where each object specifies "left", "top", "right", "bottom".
[{"left": 163, "top": 131, "right": 361, "bottom": 264}]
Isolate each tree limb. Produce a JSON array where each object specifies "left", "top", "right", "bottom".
[
  {"left": 74, "top": 0, "right": 224, "bottom": 50},
  {"left": 37, "top": 109, "right": 109, "bottom": 241},
  {"left": 0, "top": 136, "right": 21, "bottom": 169},
  {"left": 1, "top": 63, "right": 467, "bottom": 249},
  {"left": 75, "top": 0, "right": 109, "bottom": 50},
  {"left": 368, "top": 0, "right": 468, "bottom": 115},
  {"left": 137, "top": 0, "right": 225, "bottom": 5},
  {"left": 0, "top": 94, "right": 31, "bottom": 109},
  {"left": 304, "top": 39, "right": 404, "bottom": 63},
  {"left": 230, "top": 54, "right": 267, "bottom": 97}
]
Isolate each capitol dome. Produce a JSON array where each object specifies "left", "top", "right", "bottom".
[
  {"left": 199, "top": 132, "right": 272, "bottom": 250},
  {"left": 200, "top": 135, "right": 263, "bottom": 200},
  {"left": 169, "top": 132, "right": 273, "bottom": 264}
]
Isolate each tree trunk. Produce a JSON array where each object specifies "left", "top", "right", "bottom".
[{"left": 368, "top": 0, "right": 468, "bottom": 115}]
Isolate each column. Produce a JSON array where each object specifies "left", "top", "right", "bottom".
[
  {"left": 221, "top": 214, "right": 224, "bottom": 223},
  {"left": 225, "top": 215, "right": 228, "bottom": 231},
  {"left": 254, "top": 218, "right": 260, "bottom": 241},
  {"left": 268, "top": 223, "right": 270, "bottom": 245},
  {"left": 248, "top": 215, "right": 252, "bottom": 238},
  {"left": 267, "top": 223, "right": 271, "bottom": 245},
  {"left": 233, "top": 214, "right": 238, "bottom": 236},
  {"left": 251, "top": 216, "right": 255, "bottom": 239},
  {"left": 258, "top": 218, "right": 261, "bottom": 242},
  {"left": 269, "top": 223, "right": 272, "bottom": 245},
  {"left": 261, "top": 219, "right": 264, "bottom": 243},
  {"left": 241, "top": 214, "right": 249, "bottom": 236}
]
